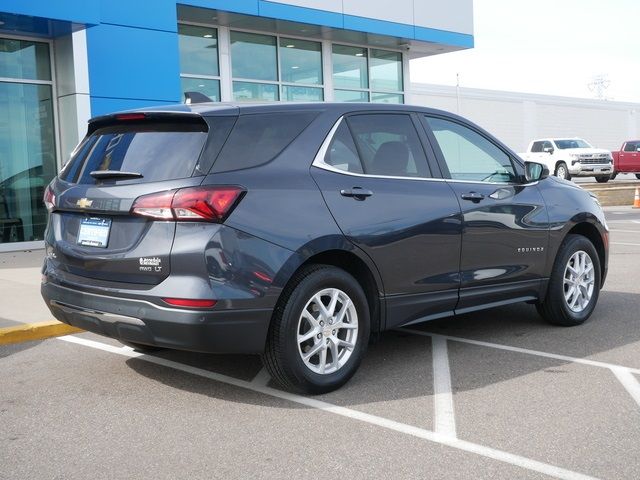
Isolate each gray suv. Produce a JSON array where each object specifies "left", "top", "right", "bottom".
[{"left": 42, "top": 102, "right": 608, "bottom": 393}]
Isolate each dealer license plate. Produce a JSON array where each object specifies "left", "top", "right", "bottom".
[{"left": 77, "top": 217, "right": 111, "bottom": 248}]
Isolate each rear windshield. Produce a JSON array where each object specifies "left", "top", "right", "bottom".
[{"left": 60, "top": 121, "right": 208, "bottom": 184}]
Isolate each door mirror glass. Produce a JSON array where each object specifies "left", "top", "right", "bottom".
[
  {"left": 524, "top": 161, "right": 549, "bottom": 182},
  {"left": 543, "top": 146, "right": 554, "bottom": 154}
]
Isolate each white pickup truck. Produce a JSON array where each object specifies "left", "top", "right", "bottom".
[{"left": 520, "top": 138, "right": 613, "bottom": 182}]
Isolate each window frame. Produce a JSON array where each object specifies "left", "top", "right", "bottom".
[
  {"left": 178, "top": 22, "right": 222, "bottom": 102},
  {"left": 331, "top": 43, "right": 405, "bottom": 104},
  {"left": 419, "top": 114, "right": 525, "bottom": 185},
  {"left": 313, "top": 112, "right": 437, "bottom": 180}
]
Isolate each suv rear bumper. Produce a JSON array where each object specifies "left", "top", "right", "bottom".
[{"left": 41, "top": 281, "right": 272, "bottom": 354}]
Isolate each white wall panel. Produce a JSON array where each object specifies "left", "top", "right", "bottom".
[
  {"left": 272, "top": 0, "right": 343, "bottom": 14},
  {"left": 414, "top": 0, "right": 473, "bottom": 34},
  {"left": 412, "top": 83, "right": 640, "bottom": 152},
  {"left": 343, "top": 0, "right": 414, "bottom": 26}
]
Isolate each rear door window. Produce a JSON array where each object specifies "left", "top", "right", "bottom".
[
  {"left": 61, "top": 120, "right": 209, "bottom": 184},
  {"left": 345, "top": 114, "right": 430, "bottom": 178}
]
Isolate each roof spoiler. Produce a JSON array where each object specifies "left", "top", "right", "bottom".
[{"left": 184, "top": 91, "right": 213, "bottom": 104}]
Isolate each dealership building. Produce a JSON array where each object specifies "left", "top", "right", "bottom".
[{"left": 0, "top": 0, "right": 474, "bottom": 251}]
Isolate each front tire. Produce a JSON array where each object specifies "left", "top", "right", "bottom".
[
  {"left": 610, "top": 171, "right": 618, "bottom": 180},
  {"left": 635, "top": 174, "right": 640, "bottom": 180},
  {"left": 555, "top": 162, "right": 571, "bottom": 181},
  {"left": 262, "top": 265, "right": 370, "bottom": 394},
  {"left": 595, "top": 176, "right": 609, "bottom": 183},
  {"left": 536, "top": 234, "right": 601, "bottom": 326}
]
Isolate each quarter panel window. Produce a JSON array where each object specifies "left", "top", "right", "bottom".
[
  {"left": 323, "top": 122, "right": 363, "bottom": 174},
  {"left": 425, "top": 116, "right": 516, "bottom": 183},
  {"left": 346, "top": 114, "right": 430, "bottom": 178}
]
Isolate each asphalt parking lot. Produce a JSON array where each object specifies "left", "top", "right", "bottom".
[{"left": 2, "top": 207, "right": 640, "bottom": 480}]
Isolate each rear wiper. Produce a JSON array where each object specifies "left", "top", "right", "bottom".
[{"left": 90, "top": 170, "right": 143, "bottom": 180}]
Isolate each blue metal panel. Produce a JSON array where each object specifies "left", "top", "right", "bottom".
[
  {"left": 97, "top": 0, "right": 178, "bottom": 32},
  {"left": 415, "top": 26, "right": 474, "bottom": 48},
  {"left": 90, "top": 97, "right": 178, "bottom": 117},
  {"left": 178, "top": 0, "right": 260, "bottom": 16},
  {"left": 0, "top": 0, "right": 99, "bottom": 25},
  {"left": 86, "top": 24, "right": 181, "bottom": 106},
  {"left": 258, "top": 1, "right": 343, "bottom": 29}
]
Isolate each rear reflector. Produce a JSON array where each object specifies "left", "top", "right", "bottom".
[
  {"left": 43, "top": 185, "right": 56, "bottom": 212},
  {"left": 131, "top": 186, "right": 244, "bottom": 222},
  {"left": 162, "top": 298, "right": 217, "bottom": 308}
]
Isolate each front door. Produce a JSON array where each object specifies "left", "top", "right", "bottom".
[
  {"left": 311, "top": 113, "right": 462, "bottom": 328},
  {"left": 422, "top": 115, "right": 550, "bottom": 313}
]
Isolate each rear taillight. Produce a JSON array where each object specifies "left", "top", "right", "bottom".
[
  {"left": 43, "top": 185, "right": 56, "bottom": 212},
  {"left": 131, "top": 186, "right": 244, "bottom": 222}
]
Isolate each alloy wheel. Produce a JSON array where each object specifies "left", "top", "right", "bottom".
[{"left": 563, "top": 250, "right": 595, "bottom": 312}]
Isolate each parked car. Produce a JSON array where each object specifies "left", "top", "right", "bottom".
[
  {"left": 521, "top": 138, "right": 613, "bottom": 182},
  {"left": 611, "top": 140, "right": 640, "bottom": 180},
  {"left": 41, "top": 103, "right": 609, "bottom": 393}
]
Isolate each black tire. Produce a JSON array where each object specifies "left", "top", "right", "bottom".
[
  {"left": 595, "top": 176, "right": 609, "bottom": 183},
  {"left": 262, "top": 265, "right": 370, "bottom": 394},
  {"left": 635, "top": 174, "right": 640, "bottom": 180},
  {"left": 536, "top": 234, "right": 601, "bottom": 326},
  {"left": 555, "top": 162, "right": 571, "bottom": 181},
  {"left": 119, "top": 340, "right": 163, "bottom": 353},
  {"left": 610, "top": 171, "right": 618, "bottom": 180}
]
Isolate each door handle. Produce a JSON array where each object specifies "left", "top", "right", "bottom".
[
  {"left": 461, "top": 192, "right": 485, "bottom": 203},
  {"left": 340, "top": 187, "right": 373, "bottom": 200}
]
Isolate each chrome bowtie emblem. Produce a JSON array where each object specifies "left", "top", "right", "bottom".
[{"left": 76, "top": 198, "right": 93, "bottom": 208}]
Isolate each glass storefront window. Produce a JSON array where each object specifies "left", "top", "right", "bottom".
[
  {"left": 280, "top": 38, "right": 322, "bottom": 85},
  {"left": 178, "top": 24, "right": 219, "bottom": 77},
  {"left": 0, "top": 82, "right": 56, "bottom": 244},
  {"left": 180, "top": 77, "right": 220, "bottom": 102},
  {"left": 233, "top": 81, "right": 279, "bottom": 102},
  {"left": 231, "top": 32, "right": 277, "bottom": 81},
  {"left": 370, "top": 49, "right": 403, "bottom": 92},
  {"left": 371, "top": 92, "right": 404, "bottom": 104},
  {"left": 0, "top": 38, "right": 51, "bottom": 81},
  {"left": 334, "top": 89, "right": 369, "bottom": 102},
  {"left": 332, "top": 45, "right": 368, "bottom": 90},
  {"left": 282, "top": 85, "right": 323, "bottom": 101}
]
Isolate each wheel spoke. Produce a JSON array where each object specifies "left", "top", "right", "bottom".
[
  {"left": 327, "top": 290, "right": 340, "bottom": 316},
  {"left": 303, "top": 341, "right": 325, "bottom": 361},
  {"left": 313, "top": 294, "right": 330, "bottom": 319},
  {"left": 298, "top": 328, "right": 318, "bottom": 344},
  {"left": 318, "top": 346, "right": 328, "bottom": 374},
  {"left": 337, "top": 339, "right": 355, "bottom": 350},
  {"left": 329, "top": 339, "right": 340, "bottom": 369},
  {"left": 335, "top": 299, "right": 351, "bottom": 324}
]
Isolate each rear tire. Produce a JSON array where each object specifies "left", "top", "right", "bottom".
[
  {"left": 555, "top": 162, "right": 571, "bottom": 181},
  {"left": 595, "top": 176, "right": 609, "bottom": 183},
  {"left": 262, "top": 265, "right": 370, "bottom": 394},
  {"left": 635, "top": 174, "right": 640, "bottom": 180},
  {"left": 536, "top": 234, "right": 601, "bottom": 326}
]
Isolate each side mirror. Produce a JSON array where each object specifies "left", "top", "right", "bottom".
[
  {"left": 524, "top": 161, "right": 549, "bottom": 182},
  {"left": 542, "top": 146, "right": 554, "bottom": 154}
]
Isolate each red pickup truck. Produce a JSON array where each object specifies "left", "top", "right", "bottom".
[{"left": 611, "top": 140, "right": 640, "bottom": 179}]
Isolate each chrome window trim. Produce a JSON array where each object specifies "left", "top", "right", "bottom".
[{"left": 311, "top": 116, "right": 536, "bottom": 186}]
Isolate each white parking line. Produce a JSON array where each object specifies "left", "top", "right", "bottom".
[
  {"left": 609, "top": 230, "right": 640, "bottom": 233},
  {"left": 611, "top": 242, "right": 640, "bottom": 247},
  {"left": 611, "top": 367, "right": 640, "bottom": 408},
  {"left": 401, "top": 329, "right": 640, "bottom": 375},
  {"left": 58, "top": 334, "right": 599, "bottom": 480},
  {"left": 432, "top": 335, "right": 457, "bottom": 438}
]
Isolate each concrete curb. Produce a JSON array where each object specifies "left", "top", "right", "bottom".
[{"left": 0, "top": 321, "right": 83, "bottom": 345}]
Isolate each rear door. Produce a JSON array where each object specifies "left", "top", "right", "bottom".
[
  {"left": 46, "top": 113, "right": 235, "bottom": 285},
  {"left": 311, "top": 112, "right": 462, "bottom": 328},
  {"left": 421, "top": 115, "right": 550, "bottom": 313}
]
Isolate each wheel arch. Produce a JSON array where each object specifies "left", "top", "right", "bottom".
[
  {"left": 566, "top": 222, "right": 606, "bottom": 283},
  {"left": 275, "top": 248, "right": 385, "bottom": 334}
]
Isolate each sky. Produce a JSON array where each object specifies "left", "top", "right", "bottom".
[{"left": 410, "top": 0, "right": 640, "bottom": 103}]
